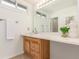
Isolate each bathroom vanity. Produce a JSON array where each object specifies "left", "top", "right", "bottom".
[
  {"left": 23, "top": 33, "right": 79, "bottom": 59},
  {"left": 22, "top": 0, "right": 78, "bottom": 59},
  {"left": 23, "top": 35, "right": 50, "bottom": 59}
]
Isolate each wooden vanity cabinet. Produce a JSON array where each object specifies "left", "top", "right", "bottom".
[
  {"left": 23, "top": 36, "right": 50, "bottom": 59},
  {"left": 23, "top": 37, "right": 30, "bottom": 54}
]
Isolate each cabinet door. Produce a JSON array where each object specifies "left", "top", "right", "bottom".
[
  {"left": 43, "top": 40, "right": 50, "bottom": 59},
  {"left": 24, "top": 37, "right": 30, "bottom": 54},
  {"left": 30, "top": 38, "right": 41, "bottom": 59}
]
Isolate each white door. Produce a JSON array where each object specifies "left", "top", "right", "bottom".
[
  {"left": 0, "top": 19, "right": 6, "bottom": 58},
  {"left": 0, "top": 19, "right": 5, "bottom": 41}
]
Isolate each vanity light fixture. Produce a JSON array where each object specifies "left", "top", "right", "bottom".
[
  {"left": 1, "top": 0, "right": 16, "bottom": 7},
  {"left": 17, "top": 3, "right": 27, "bottom": 11},
  {"left": 1, "top": 0, "right": 27, "bottom": 11}
]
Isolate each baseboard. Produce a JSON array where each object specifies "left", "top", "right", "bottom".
[{"left": 7, "top": 51, "right": 24, "bottom": 59}]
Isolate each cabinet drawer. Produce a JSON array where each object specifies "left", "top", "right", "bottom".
[
  {"left": 31, "top": 48, "right": 40, "bottom": 54},
  {"left": 30, "top": 39, "right": 41, "bottom": 53},
  {"left": 31, "top": 51, "right": 41, "bottom": 59},
  {"left": 31, "top": 42, "right": 40, "bottom": 49},
  {"left": 31, "top": 38, "right": 41, "bottom": 44},
  {"left": 24, "top": 36, "right": 31, "bottom": 40}
]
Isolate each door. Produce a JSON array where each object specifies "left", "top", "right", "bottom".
[
  {"left": 50, "top": 17, "right": 58, "bottom": 32},
  {"left": 0, "top": 19, "right": 6, "bottom": 58}
]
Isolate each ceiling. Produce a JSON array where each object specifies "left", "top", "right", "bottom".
[
  {"left": 37, "top": 0, "right": 77, "bottom": 14},
  {"left": 23, "top": 0, "right": 77, "bottom": 15},
  {"left": 24, "top": 0, "right": 42, "bottom": 5},
  {"left": 24, "top": 0, "right": 53, "bottom": 6}
]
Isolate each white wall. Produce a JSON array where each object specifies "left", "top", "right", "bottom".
[
  {"left": 0, "top": 1, "right": 33, "bottom": 59},
  {"left": 50, "top": 4, "right": 79, "bottom": 59},
  {"left": 50, "top": 6, "right": 77, "bottom": 32}
]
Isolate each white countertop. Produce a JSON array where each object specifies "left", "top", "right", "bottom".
[{"left": 24, "top": 32, "right": 79, "bottom": 45}]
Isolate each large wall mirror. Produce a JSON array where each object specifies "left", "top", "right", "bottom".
[{"left": 33, "top": 0, "right": 77, "bottom": 33}]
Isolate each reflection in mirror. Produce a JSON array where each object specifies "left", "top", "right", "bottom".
[
  {"left": 33, "top": 0, "right": 77, "bottom": 33},
  {"left": 65, "top": 16, "right": 74, "bottom": 25},
  {"left": 50, "top": 17, "right": 58, "bottom": 32}
]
